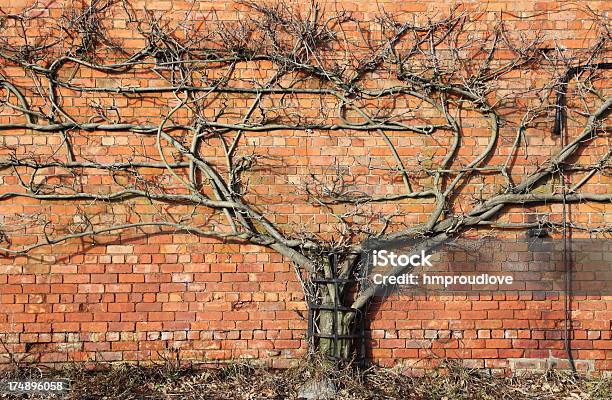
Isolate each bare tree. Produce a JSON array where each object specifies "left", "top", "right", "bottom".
[{"left": 0, "top": 0, "right": 610, "bottom": 361}]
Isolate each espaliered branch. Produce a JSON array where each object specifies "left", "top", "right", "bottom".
[{"left": 0, "top": 0, "right": 609, "bottom": 359}]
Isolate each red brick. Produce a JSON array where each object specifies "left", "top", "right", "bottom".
[{"left": 0, "top": 1, "right": 609, "bottom": 375}]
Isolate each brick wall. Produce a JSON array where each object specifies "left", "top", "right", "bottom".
[{"left": 0, "top": 0, "right": 610, "bottom": 375}]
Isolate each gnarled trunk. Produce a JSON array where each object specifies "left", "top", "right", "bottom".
[{"left": 307, "top": 253, "right": 363, "bottom": 362}]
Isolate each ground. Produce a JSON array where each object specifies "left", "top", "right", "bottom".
[{"left": 0, "top": 360, "right": 610, "bottom": 399}]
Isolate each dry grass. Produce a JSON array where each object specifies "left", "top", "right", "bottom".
[{"left": 0, "top": 359, "right": 610, "bottom": 399}]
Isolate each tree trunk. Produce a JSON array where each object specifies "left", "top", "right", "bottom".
[{"left": 308, "top": 253, "right": 360, "bottom": 361}]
